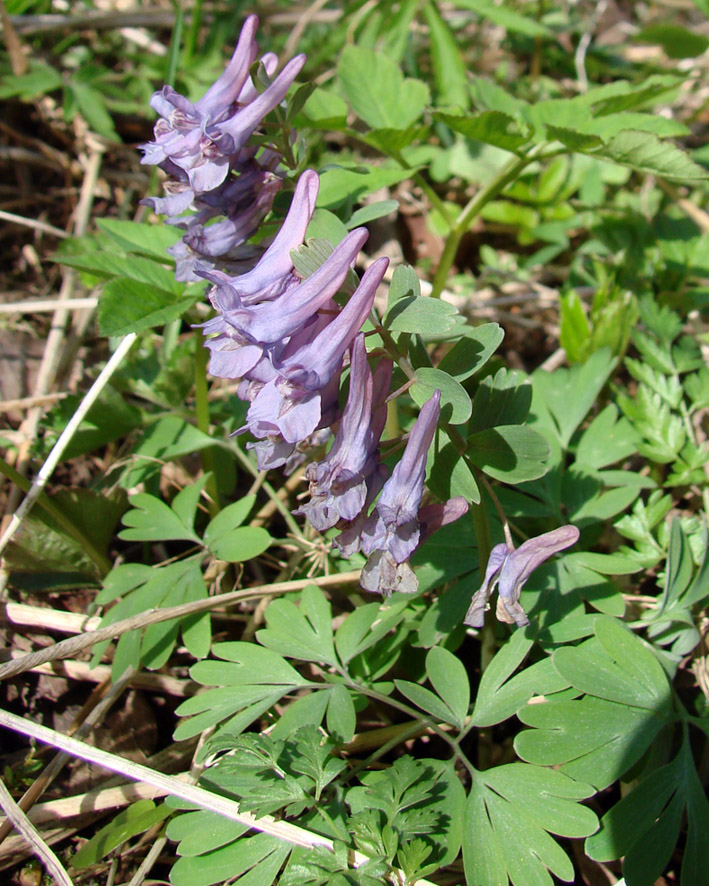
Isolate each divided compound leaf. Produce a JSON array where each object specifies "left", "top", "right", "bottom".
[
  {"left": 119, "top": 491, "right": 201, "bottom": 543},
  {"left": 170, "top": 832, "right": 290, "bottom": 886},
  {"left": 464, "top": 765, "right": 597, "bottom": 886},
  {"left": 516, "top": 619, "right": 675, "bottom": 789},
  {"left": 256, "top": 585, "right": 338, "bottom": 667}
]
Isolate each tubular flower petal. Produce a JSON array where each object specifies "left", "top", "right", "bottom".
[
  {"left": 361, "top": 390, "right": 441, "bottom": 564},
  {"left": 141, "top": 15, "right": 304, "bottom": 194},
  {"left": 294, "top": 334, "right": 391, "bottom": 531},
  {"left": 244, "top": 258, "right": 388, "bottom": 445},
  {"left": 464, "top": 525, "right": 581, "bottom": 629}
]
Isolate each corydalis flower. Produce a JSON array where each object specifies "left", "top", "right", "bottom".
[
  {"left": 294, "top": 334, "right": 392, "bottom": 531},
  {"left": 464, "top": 525, "right": 581, "bottom": 629},
  {"left": 360, "top": 496, "right": 469, "bottom": 597},
  {"left": 141, "top": 15, "right": 305, "bottom": 193},
  {"left": 245, "top": 258, "right": 388, "bottom": 444},
  {"left": 361, "top": 390, "right": 442, "bottom": 564}
]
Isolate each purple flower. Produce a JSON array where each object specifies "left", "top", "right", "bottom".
[
  {"left": 223, "top": 228, "right": 368, "bottom": 345},
  {"left": 294, "top": 334, "right": 392, "bottom": 531},
  {"left": 361, "top": 390, "right": 442, "bottom": 564},
  {"left": 464, "top": 525, "right": 581, "bottom": 629},
  {"left": 244, "top": 258, "right": 388, "bottom": 444},
  {"left": 334, "top": 465, "right": 389, "bottom": 558},
  {"left": 197, "top": 171, "right": 320, "bottom": 377},
  {"left": 199, "top": 169, "right": 319, "bottom": 307},
  {"left": 141, "top": 15, "right": 305, "bottom": 193}
]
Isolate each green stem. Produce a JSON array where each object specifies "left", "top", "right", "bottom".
[
  {"left": 165, "top": 2, "right": 184, "bottom": 88},
  {"left": 430, "top": 148, "right": 545, "bottom": 298},
  {"left": 193, "top": 331, "right": 220, "bottom": 517},
  {"left": 0, "top": 456, "right": 112, "bottom": 577},
  {"left": 348, "top": 681, "right": 476, "bottom": 778},
  {"left": 182, "top": 0, "right": 202, "bottom": 62}
]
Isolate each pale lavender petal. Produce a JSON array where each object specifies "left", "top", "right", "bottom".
[
  {"left": 216, "top": 55, "right": 306, "bottom": 153},
  {"left": 418, "top": 496, "right": 469, "bottom": 544},
  {"left": 360, "top": 550, "right": 419, "bottom": 597},
  {"left": 464, "top": 543, "right": 509, "bottom": 628},
  {"left": 278, "top": 258, "right": 388, "bottom": 390},
  {"left": 498, "top": 525, "right": 580, "bottom": 603},
  {"left": 194, "top": 15, "right": 258, "bottom": 114},
  {"left": 225, "top": 228, "right": 368, "bottom": 343}
]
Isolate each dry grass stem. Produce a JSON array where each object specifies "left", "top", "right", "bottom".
[
  {"left": 0, "top": 298, "right": 98, "bottom": 314},
  {"left": 0, "top": 709, "right": 437, "bottom": 885},
  {"left": 0, "top": 668, "right": 135, "bottom": 847},
  {"left": 0, "top": 570, "right": 361, "bottom": 681},
  {"left": 0, "top": 331, "right": 137, "bottom": 559},
  {"left": 0, "top": 776, "right": 74, "bottom": 886}
]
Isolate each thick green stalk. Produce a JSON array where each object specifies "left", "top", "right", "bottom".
[
  {"left": 0, "top": 456, "right": 111, "bottom": 576},
  {"left": 430, "top": 148, "right": 545, "bottom": 298},
  {"left": 193, "top": 332, "right": 220, "bottom": 517}
]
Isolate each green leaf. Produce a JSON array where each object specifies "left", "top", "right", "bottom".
[
  {"left": 464, "top": 765, "right": 597, "bottom": 886},
  {"left": 335, "top": 599, "right": 411, "bottom": 663},
  {"left": 326, "top": 683, "right": 357, "bottom": 742},
  {"left": 473, "top": 632, "right": 570, "bottom": 727},
  {"left": 423, "top": 0, "right": 469, "bottom": 109},
  {"left": 121, "top": 416, "right": 213, "bottom": 488},
  {"left": 437, "top": 323, "right": 504, "bottom": 382},
  {"left": 466, "top": 425, "right": 550, "bottom": 482},
  {"left": 67, "top": 81, "right": 118, "bottom": 140},
  {"left": 305, "top": 210, "right": 349, "bottom": 247},
  {"left": 207, "top": 527, "right": 271, "bottom": 562},
  {"left": 119, "top": 492, "right": 200, "bottom": 543},
  {"left": 394, "top": 679, "right": 459, "bottom": 725},
  {"left": 425, "top": 646, "right": 469, "bottom": 729},
  {"left": 532, "top": 349, "right": 616, "bottom": 448},
  {"left": 384, "top": 295, "right": 459, "bottom": 335},
  {"left": 568, "top": 551, "right": 642, "bottom": 574},
  {"left": 556, "top": 616, "right": 670, "bottom": 706},
  {"left": 98, "top": 278, "right": 198, "bottom": 336},
  {"left": 559, "top": 290, "right": 591, "bottom": 361},
  {"left": 596, "top": 130, "right": 709, "bottom": 182},
  {"left": 428, "top": 429, "right": 481, "bottom": 504},
  {"left": 0, "top": 62, "right": 62, "bottom": 99},
  {"left": 586, "top": 741, "right": 709, "bottom": 886},
  {"left": 297, "top": 86, "right": 348, "bottom": 129},
  {"left": 387, "top": 264, "right": 421, "bottom": 309},
  {"left": 361, "top": 124, "right": 430, "bottom": 155},
  {"left": 469, "top": 368, "right": 532, "bottom": 434},
  {"left": 546, "top": 124, "right": 603, "bottom": 152},
  {"left": 317, "top": 163, "right": 421, "bottom": 209},
  {"left": 167, "top": 810, "right": 249, "bottom": 857},
  {"left": 203, "top": 496, "right": 255, "bottom": 540},
  {"left": 73, "top": 800, "right": 171, "bottom": 868},
  {"left": 256, "top": 586, "right": 338, "bottom": 667},
  {"left": 516, "top": 695, "right": 668, "bottom": 790},
  {"left": 574, "top": 404, "right": 638, "bottom": 469},
  {"left": 96, "top": 218, "right": 181, "bottom": 259},
  {"left": 170, "top": 833, "right": 289, "bottom": 886},
  {"left": 433, "top": 110, "right": 530, "bottom": 151},
  {"left": 455, "top": 0, "right": 553, "bottom": 37},
  {"left": 53, "top": 242, "right": 182, "bottom": 293},
  {"left": 346, "top": 200, "right": 399, "bottom": 229},
  {"left": 637, "top": 23, "right": 709, "bottom": 58},
  {"left": 270, "top": 689, "right": 332, "bottom": 740},
  {"left": 411, "top": 368, "right": 472, "bottom": 425},
  {"left": 337, "top": 46, "right": 429, "bottom": 130}
]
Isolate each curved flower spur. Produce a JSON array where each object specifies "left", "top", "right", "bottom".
[{"left": 465, "top": 525, "right": 581, "bottom": 628}]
